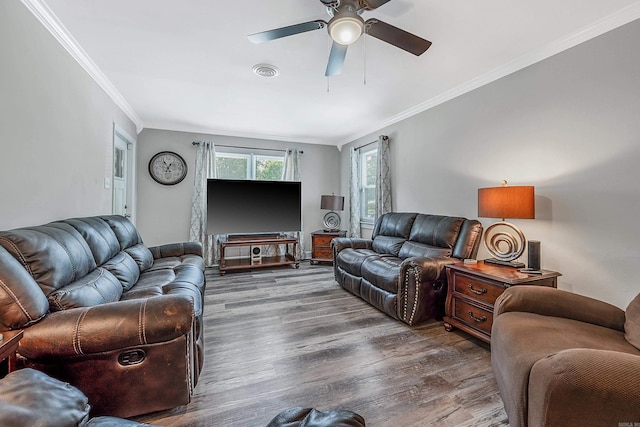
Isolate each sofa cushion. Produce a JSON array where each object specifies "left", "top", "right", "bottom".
[
  {"left": 0, "top": 246, "right": 48, "bottom": 330},
  {"left": 62, "top": 217, "right": 121, "bottom": 266},
  {"left": 48, "top": 268, "right": 123, "bottom": 311},
  {"left": 409, "top": 215, "right": 464, "bottom": 249},
  {"left": 372, "top": 236, "right": 406, "bottom": 257},
  {"left": 336, "top": 248, "right": 379, "bottom": 277},
  {"left": 361, "top": 256, "right": 402, "bottom": 293},
  {"left": 125, "top": 243, "right": 154, "bottom": 272},
  {"left": 102, "top": 251, "right": 140, "bottom": 291},
  {"left": 0, "top": 224, "right": 97, "bottom": 296},
  {"left": 398, "top": 241, "right": 452, "bottom": 259},
  {"left": 625, "top": 293, "right": 640, "bottom": 350},
  {"left": 0, "top": 368, "right": 90, "bottom": 427},
  {"left": 372, "top": 212, "right": 417, "bottom": 239},
  {"left": 100, "top": 215, "right": 143, "bottom": 250}
]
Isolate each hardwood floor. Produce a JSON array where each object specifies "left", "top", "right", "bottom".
[{"left": 135, "top": 262, "right": 508, "bottom": 427}]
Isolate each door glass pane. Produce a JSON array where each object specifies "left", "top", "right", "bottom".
[{"left": 114, "top": 148, "right": 125, "bottom": 178}]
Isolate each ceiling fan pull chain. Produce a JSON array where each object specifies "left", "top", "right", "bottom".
[{"left": 364, "top": 33, "right": 367, "bottom": 86}]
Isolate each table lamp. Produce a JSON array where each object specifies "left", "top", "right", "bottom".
[
  {"left": 321, "top": 194, "right": 345, "bottom": 231},
  {"left": 478, "top": 181, "right": 535, "bottom": 268}
]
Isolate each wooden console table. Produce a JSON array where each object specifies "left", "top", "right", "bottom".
[{"left": 218, "top": 235, "right": 299, "bottom": 275}]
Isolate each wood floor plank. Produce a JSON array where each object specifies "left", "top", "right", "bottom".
[{"left": 134, "top": 263, "right": 508, "bottom": 427}]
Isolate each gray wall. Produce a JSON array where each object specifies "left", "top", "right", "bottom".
[
  {"left": 136, "top": 129, "right": 341, "bottom": 252},
  {"left": 0, "top": 1, "right": 137, "bottom": 229},
  {"left": 340, "top": 19, "right": 640, "bottom": 309}
]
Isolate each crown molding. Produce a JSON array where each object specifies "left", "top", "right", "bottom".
[
  {"left": 21, "top": 0, "right": 144, "bottom": 134},
  {"left": 142, "top": 122, "right": 337, "bottom": 147},
  {"left": 337, "top": 3, "right": 640, "bottom": 148}
]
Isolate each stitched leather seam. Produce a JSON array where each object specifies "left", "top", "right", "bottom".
[
  {"left": 139, "top": 299, "right": 148, "bottom": 345},
  {"left": 0, "top": 278, "right": 33, "bottom": 321},
  {"left": 0, "top": 237, "right": 32, "bottom": 274},
  {"left": 73, "top": 308, "right": 90, "bottom": 355},
  {"left": 408, "top": 264, "right": 421, "bottom": 325}
]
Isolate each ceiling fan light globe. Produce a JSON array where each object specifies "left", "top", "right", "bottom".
[{"left": 329, "top": 17, "right": 364, "bottom": 45}]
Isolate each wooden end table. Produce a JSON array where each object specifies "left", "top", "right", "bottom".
[
  {"left": 310, "top": 230, "right": 346, "bottom": 264},
  {"left": 443, "top": 261, "right": 561, "bottom": 343},
  {"left": 0, "top": 330, "right": 24, "bottom": 376}
]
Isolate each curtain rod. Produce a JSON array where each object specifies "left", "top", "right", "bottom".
[
  {"left": 192, "top": 141, "right": 302, "bottom": 154},
  {"left": 353, "top": 140, "right": 377, "bottom": 151}
]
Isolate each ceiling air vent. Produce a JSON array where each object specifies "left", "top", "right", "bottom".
[{"left": 252, "top": 64, "right": 280, "bottom": 78}]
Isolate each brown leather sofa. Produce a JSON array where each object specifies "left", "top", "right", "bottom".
[
  {"left": 0, "top": 215, "right": 205, "bottom": 418},
  {"left": 333, "top": 212, "right": 483, "bottom": 325},
  {"left": 491, "top": 286, "right": 640, "bottom": 427}
]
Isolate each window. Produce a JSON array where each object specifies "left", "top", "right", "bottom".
[
  {"left": 216, "top": 152, "right": 284, "bottom": 180},
  {"left": 360, "top": 147, "right": 378, "bottom": 223}
]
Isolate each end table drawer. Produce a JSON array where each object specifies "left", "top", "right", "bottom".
[
  {"left": 313, "top": 248, "right": 333, "bottom": 259},
  {"left": 453, "top": 273, "right": 504, "bottom": 305},
  {"left": 313, "top": 235, "right": 334, "bottom": 246},
  {"left": 452, "top": 299, "right": 494, "bottom": 335}
]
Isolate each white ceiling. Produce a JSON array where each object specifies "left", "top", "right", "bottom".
[{"left": 39, "top": 0, "right": 640, "bottom": 146}]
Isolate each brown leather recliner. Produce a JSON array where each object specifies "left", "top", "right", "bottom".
[
  {"left": 491, "top": 286, "right": 640, "bottom": 427},
  {"left": 0, "top": 216, "right": 206, "bottom": 418},
  {"left": 333, "top": 212, "right": 483, "bottom": 325}
]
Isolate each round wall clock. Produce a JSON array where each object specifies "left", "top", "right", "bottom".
[{"left": 148, "top": 151, "right": 188, "bottom": 185}]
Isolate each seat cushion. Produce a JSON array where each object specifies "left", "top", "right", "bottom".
[
  {"left": 361, "top": 256, "right": 402, "bottom": 294},
  {"left": 48, "top": 268, "right": 123, "bottom": 311},
  {"left": 336, "top": 248, "right": 379, "bottom": 277}
]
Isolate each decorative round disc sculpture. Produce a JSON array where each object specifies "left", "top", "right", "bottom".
[
  {"left": 323, "top": 211, "right": 341, "bottom": 230},
  {"left": 483, "top": 221, "right": 526, "bottom": 262}
]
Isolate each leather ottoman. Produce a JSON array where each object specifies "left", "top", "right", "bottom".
[{"left": 267, "top": 407, "right": 365, "bottom": 427}]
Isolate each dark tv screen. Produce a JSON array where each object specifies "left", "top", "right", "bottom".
[{"left": 207, "top": 179, "right": 302, "bottom": 235}]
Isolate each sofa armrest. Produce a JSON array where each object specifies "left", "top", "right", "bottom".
[
  {"left": 332, "top": 237, "right": 373, "bottom": 253},
  {"left": 529, "top": 348, "right": 640, "bottom": 426},
  {"left": 494, "top": 286, "right": 625, "bottom": 332},
  {"left": 19, "top": 295, "right": 194, "bottom": 360},
  {"left": 400, "top": 256, "right": 457, "bottom": 283},
  {"left": 148, "top": 242, "right": 203, "bottom": 259}
]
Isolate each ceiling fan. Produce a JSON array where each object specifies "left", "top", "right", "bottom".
[{"left": 248, "top": 0, "right": 432, "bottom": 77}]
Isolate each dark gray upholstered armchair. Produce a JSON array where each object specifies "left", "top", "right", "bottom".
[
  {"left": 333, "top": 212, "right": 483, "bottom": 325},
  {"left": 0, "top": 215, "right": 205, "bottom": 418}
]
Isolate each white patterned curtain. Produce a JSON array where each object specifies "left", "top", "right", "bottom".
[
  {"left": 349, "top": 148, "right": 361, "bottom": 238},
  {"left": 280, "top": 148, "right": 305, "bottom": 260},
  {"left": 375, "top": 135, "right": 392, "bottom": 219},
  {"left": 189, "top": 141, "right": 217, "bottom": 266}
]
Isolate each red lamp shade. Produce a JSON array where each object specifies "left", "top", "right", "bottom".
[{"left": 478, "top": 186, "right": 535, "bottom": 220}]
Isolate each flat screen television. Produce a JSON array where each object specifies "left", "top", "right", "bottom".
[{"left": 207, "top": 179, "right": 302, "bottom": 236}]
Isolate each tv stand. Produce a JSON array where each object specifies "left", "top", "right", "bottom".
[{"left": 218, "top": 235, "right": 299, "bottom": 275}]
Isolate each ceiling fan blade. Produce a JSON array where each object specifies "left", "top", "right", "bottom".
[
  {"left": 365, "top": 19, "right": 432, "bottom": 56},
  {"left": 325, "top": 42, "right": 348, "bottom": 77},
  {"left": 248, "top": 20, "right": 326, "bottom": 44},
  {"left": 360, "top": 0, "right": 392, "bottom": 10}
]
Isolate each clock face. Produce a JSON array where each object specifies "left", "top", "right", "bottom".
[{"left": 148, "top": 151, "right": 188, "bottom": 185}]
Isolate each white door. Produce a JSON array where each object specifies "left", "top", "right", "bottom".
[{"left": 113, "top": 125, "right": 135, "bottom": 220}]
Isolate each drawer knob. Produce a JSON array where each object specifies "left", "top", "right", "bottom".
[
  {"left": 467, "top": 311, "right": 487, "bottom": 323},
  {"left": 467, "top": 284, "right": 488, "bottom": 295}
]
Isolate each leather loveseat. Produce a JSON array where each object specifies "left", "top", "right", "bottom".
[
  {"left": 491, "top": 286, "right": 640, "bottom": 427},
  {"left": 0, "top": 215, "right": 205, "bottom": 418},
  {"left": 333, "top": 212, "right": 482, "bottom": 325}
]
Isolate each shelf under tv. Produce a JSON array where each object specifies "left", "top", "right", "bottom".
[{"left": 218, "top": 235, "right": 299, "bottom": 275}]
